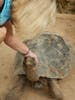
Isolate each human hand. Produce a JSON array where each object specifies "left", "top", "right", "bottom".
[{"left": 24, "top": 50, "right": 38, "bottom": 64}]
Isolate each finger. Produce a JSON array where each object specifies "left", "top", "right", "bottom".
[
  {"left": 25, "top": 55, "right": 38, "bottom": 64},
  {"left": 25, "top": 54, "right": 29, "bottom": 57},
  {"left": 35, "top": 57, "right": 39, "bottom": 64}
]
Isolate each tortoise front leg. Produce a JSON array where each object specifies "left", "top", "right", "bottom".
[{"left": 47, "top": 78, "right": 64, "bottom": 100}]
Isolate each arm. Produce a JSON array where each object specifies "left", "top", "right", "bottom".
[
  {"left": 0, "top": 0, "right": 4, "bottom": 8},
  {"left": 4, "top": 21, "right": 29, "bottom": 55},
  {"left": 0, "top": 27, "right": 6, "bottom": 44},
  {"left": 4, "top": 21, "right": 38, "bottom": 63}
]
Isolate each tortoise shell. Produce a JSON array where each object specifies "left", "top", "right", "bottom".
[{"left": 15, "top": 33, "right": 73, "bottom": 79}]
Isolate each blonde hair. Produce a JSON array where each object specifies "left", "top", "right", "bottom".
[{"left": 12, "top": 0, "right": 56, "bottom": 39}]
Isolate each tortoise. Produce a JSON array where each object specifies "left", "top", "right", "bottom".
[{"left": 6, "top": 32, "right": 74, "bottom": 100}]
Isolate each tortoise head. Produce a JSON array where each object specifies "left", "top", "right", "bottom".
[
  {"left": 23, "top": 57, "right": 39, "bottom": 81},
  {"left": 23, "top": 57, "right": 36, "bottom": 67}
]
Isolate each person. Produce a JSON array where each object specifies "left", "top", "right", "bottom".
[{"left": 0, "top": 0, "right": 38, "bottom": 63}]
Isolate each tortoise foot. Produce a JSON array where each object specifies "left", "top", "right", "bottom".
[
  {"left": 5, "top": 85, "right": 24, "bottom": 100},
  {"left": 5, "top": 90, "right": 20, "bottom": 100},
  {"left": 32, "top": 81, "right": 44, "bottom": 89},
  {"left": 5, "top": 74, "right": 27, "bottom": 100},
  {"left": 47, "top": 79, "right": 64, "bottom": 100}
]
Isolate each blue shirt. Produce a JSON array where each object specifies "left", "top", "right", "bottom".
[{"left": 0, "top": 0, "right": 12, "bottom": 26}]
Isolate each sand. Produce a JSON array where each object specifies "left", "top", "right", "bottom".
[{"left": 0, "top": 14, "right": 75, "bottom": 100}]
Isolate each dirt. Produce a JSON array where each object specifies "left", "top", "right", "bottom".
[
  {"left": 56, "top": 0, "right": 75, "bottom": 14},
  {"left": 0, "top": 14, "right": 75, "bottom": 100}
]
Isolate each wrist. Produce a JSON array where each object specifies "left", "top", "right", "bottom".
[{"left": 24, "top": 49, "right": 30, "bottom": 56}]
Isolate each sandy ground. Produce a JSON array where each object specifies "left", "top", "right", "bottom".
[{"left": 0, "top": 14, "right": 75, "bottom": 100}]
